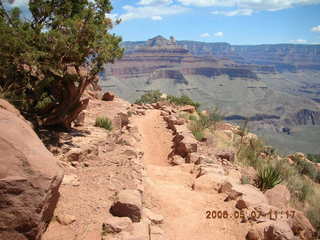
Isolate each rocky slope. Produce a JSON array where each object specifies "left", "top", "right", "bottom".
[{"left": 1, "top": 93, "right": 318, "bottom": 239}]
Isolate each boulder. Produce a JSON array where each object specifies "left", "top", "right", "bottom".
[
  {"left": 171, "top": 155, "right": 185, "bottom": 165},
  {"left": 195, "top": 163, "right": 225, "bottom": 178},
  {"left": 172, "top": 129, "right": 198, "bottom": 161},
  {"left": 246, "top": 229, "right": 260, "bottom": 240},
  {"left": 150, "top": 225, "right": 167, "bottom": 240},
  {"left": 180, "top": 105, "right": 196, "bottom": 113},
  {"left": 233, "top": 184, "right": 269, "bottom": 209},
  {"left": 192, "top": 174, "right": 225, "bottom": 193},
  {"left": 56, "top": 214, "right": 76, "bottom": 226},
  {"left": 121, "top": 221, "right": 149, "bottom": 240},
  {"left": 110, "top": 190, "right": 142, "bottom": 222},
  {"left": 264, "top": 185, "right": 290, "bottom": 208},
  {"left": 102, "top": 216, "right": 132, "bottom": 234},
  {"left": 287, "top": 209, "right": 316, "bottom": 239},
  {"left": 102, "top": 91, "right": 115, "bottom": 101},
  {"left": 143, "top": 208, "right": 164, "bottom": 224},
  {"left": 62, "top": 174, "right": 80, "bottom": 187},
  {"left": 261, "top": 221, "right": 295, "bottom": 240},
  {"left": 0, "top": 100, "right": 63, "bottom": 240},
  {"left": 215, "top": 150, "right": 235, "bottom": 162},
  {"left": 117, "top": 111, "right": 130, "bottom": 128}
]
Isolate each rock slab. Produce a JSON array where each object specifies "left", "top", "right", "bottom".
[{"left": 0, "top": 100, "right": 63, "bottom": 240}]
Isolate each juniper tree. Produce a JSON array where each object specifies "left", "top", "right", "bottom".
[{"left": 0, "top": 0, "right": 123, "bottom": 128}]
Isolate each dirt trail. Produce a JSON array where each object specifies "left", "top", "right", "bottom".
[
  {"left": 133, "top": 110, "right": 249, "bottom": 240},
  {"left": 134, "top": 110, "right": 172, "bottom": 166}
]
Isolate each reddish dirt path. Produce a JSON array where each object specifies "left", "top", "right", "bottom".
[
  {"left": 133, "top": 110, "right": 173, "bottom": 166},
  {"left": 133, "top": 110, "right": 249, "bottom": 240}
]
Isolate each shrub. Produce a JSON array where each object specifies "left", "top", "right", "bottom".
[
  {"left": 135, "top": 90, "right": 162, "bottom": 104},
  {"left": 192, "top": 129, "right": 205, "bottom": 141},
  {"left": 299, "top": 183, "right": 314, "bottom": 202},
  {"left": 237, "top": 139, "right": 265, "bottom": 170},
  {"left": 207, "top": 107, "right": 224, "bottom": 126},
  {"left": 307, "top": 154, "right": 320, "bottom": 163},
  {"left": 296, "top": 159, "right": 318, "bottom": 181},
  {"left": 257, "top": 166, "right": 282, "bottom": 192},
  {"left": 95, "top": 117, "right": 112, "bottom": 131},
  {"left": 189, "top": 120, "right": 205, "bottom": 141},
  {"left": 274, "top": 159, "right": 298, "bottom": 181},
  {"left": 189, "top": 115, "right": 198, "bottom": 121},
  {"left": 241, "top": 176, "right": 250, "bottom": 185},
  {"left": 167, "top": 95, "right": 200, "bottom": 109}
]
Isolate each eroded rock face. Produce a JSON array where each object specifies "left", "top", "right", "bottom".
[{"left": 0, "top": 100, "right": 63, "bottom": 240}]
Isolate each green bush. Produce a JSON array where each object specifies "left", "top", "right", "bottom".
[
  {"left": 135, "top": 90, "right": 162, "bottom": 104},
  {"left": 257, "top": 166, "right": 282, "bottom": 192},
  {"left": 95, "top": 117, "right": 112, "bottom": 131},
  {"left": 307, "top": 154, "right": 320, "bottom": 163},
  {"left": 189, "top": 120, "right": 205, "bottom": 141},
  {"left": 167, "top": 95, "right": 200, "bottom": 109},
  {"left": 241, "top": 176, "right": 250, "bottom": 185},
  {"left": 189, "top": 115, "right": 198, "bottom": 121},
  {"left": 306, "top": 195, "right": 320, "bottom": 234},
  {"left": 296, "top": 159, "right": 318, "bottom": 181},
  {"left": 192, "top": 129, "right": 205, "bottom": 141},
  {"left": 299, "top": 183, "right": 314, "bottom": 202}
]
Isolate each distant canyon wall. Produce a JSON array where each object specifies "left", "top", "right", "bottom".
[{"left": 122, "top": 41, "right": 320, "bottom": 72}]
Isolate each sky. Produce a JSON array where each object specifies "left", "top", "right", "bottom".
[
  {"left": 7, "top": 0, "right": 320, "bottom": 45},
  {"left": 108, "top": 0, "right": 320, "bottom": 44}
]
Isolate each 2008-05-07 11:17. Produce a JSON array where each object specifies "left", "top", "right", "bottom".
[{"left": 205, "top": 210, "right": 296, "bottom": 220}]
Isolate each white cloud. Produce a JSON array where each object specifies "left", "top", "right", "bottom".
[
  {"left": 212, "top": 8, "right": 253, "bottom": 16},
  {"left": 152, "top": 15, "right": 163, "bottom": 20},
  {"left": 119, "top": 4, "right": 188, "bottom": 22},
  {"left": 200, "top": 33, "right": 211, "bottom": 38},
  {"left": 290, "top": 39, "right": 307, "bottom": 43},
  {"left": 139, "top": 0, "right": 173, "bottom": 5},
  {"left": 311, "top": 25, "right": 320, "bottom": 32},
  {"left": 8, "top": 0, "right": 28, "bottom": 7},
  {"left": 106, "top": 13, "right": 119, "bottom": 21},
  {"left": 214, "top": 31, "right": 224, "bottom": 37},
  {"left": 177, "top": 0, "right": 320, "bottom": 11}
]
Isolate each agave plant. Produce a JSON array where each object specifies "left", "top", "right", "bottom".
[{"left": 257, "top": 166, "right": 282, "bottom": 192}]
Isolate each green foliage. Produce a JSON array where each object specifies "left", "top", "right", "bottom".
[
  {"left": 307, "top": 154, "right": 320, "bottom": 163},
  {"left": 306, "top": 196, "right": 320, "bottom": 234},
  {"left": 241, "top": 175, "right": 250, "bottom": 185},
  {"left": 189, "top": 119, "right": 205, "bottom": 141},
  {"left": 135, "top": 90, "right": 162, "bottom": 104},
  {"left": 239, "top": 118, "right": 249, "bottom": 138},
  {"left": 188, "top": 115, "right": 198, "bottom": 121},
  {"left": 0, "top": 0, "right": 123, "bottom": 127},
  {"left": 296, "top": 158, "right": 319, "bottom": 181},
  {"left": 191, "top": 129, "right": 205, "bottom": 141},
  {"left": 95, "top": 117, "right": 112, "bottom": 131},
  {"left": 257, "top": 166, "right": 282, "bottom": 192},
  {"left": 167, "top": 94, "right": 200, "bottom": 109},
  {"left": 237, "top": 138, "right": 265, "bottom": 169}
]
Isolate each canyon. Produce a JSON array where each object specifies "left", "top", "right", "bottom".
[{"left": 102, "top": 36, "right": 320, "bottom": 154}]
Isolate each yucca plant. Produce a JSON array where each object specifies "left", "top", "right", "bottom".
[
  {"left": 257, "top": 166, "right": 282, "bottom": 192},
  {"left": 95, "top": 117, "right": 113, "bottom": 131}
]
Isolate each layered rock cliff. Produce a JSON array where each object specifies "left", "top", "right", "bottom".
[
  {"left": 122, "top": 39, "right": 320, "bottom": 72},
  {"left": 104, "top": 36, "right": 260, "bottom": 84}
]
